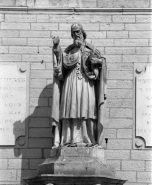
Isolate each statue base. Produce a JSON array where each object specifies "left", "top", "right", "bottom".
[
  {"left": 38, "top": 146, "right": 115, "bottom": 177},
  {"left": 24, "top": 146, "right": 127, "bottom": 185}
]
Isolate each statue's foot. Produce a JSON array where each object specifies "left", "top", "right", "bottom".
[
  {"left": 69, "top": 143, "right": 77, "bottom": 147},
  {"left": 64, "top": 142, "right": 86, "bottom": 147},
  {"left": 86, "top": 143, "right": 94, "bottom": 147},
  {"left": 62, "top": 142, "right": 76, "bottom": 147},
  {"left": 90, "top": 143, "right": 104, "bottom": 149},
  {"left": 97, "top": 144, "right": 104, "bottom": 149},
  {"left": 52, "top": 142, "right": 60, "bottom": 149}
]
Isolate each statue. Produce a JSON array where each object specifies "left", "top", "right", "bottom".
[
  {"left": 51, "top": 23, "right": 107, "bottom": 148},
  {"left": 24, "top": 24, "right": 127, "bottom": 185}
]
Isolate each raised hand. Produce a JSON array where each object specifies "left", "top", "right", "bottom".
[{"left": 53, "top": 36, "right": 60, "bottom": 48}]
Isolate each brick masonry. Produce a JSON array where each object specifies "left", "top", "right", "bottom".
[
  {"left": 0, "top": 0, "right": 151, "bottom": 8},
  {"left": 0, "top": 5, "right": 151, "bottom": 185}
]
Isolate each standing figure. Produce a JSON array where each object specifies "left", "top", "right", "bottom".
[{"left": 51, "top": 23, "right": 107, "bottom": 148}]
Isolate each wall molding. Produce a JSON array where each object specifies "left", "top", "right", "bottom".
[{"left": 0, "top": 7, "right": 151, "bottom": 14}]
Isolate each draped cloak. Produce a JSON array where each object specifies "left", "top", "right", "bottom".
[{"left": 51, "top": 41, "right": 107, "bottom": 145}]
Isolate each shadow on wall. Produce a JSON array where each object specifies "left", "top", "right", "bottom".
[{"left": 13, "top": 84, "right": 54, "bottom": 185}]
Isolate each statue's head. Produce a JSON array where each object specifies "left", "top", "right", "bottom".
[{"left": 71, "top": 23, "right": 87, "bottom": 47}]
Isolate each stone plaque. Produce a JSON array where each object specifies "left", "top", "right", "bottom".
[
  {"left": 0, "top": 63, "right": 29, "bottom": 145},
  {"left": 136, "top": 64, "right": 152, "bottom": 147}
]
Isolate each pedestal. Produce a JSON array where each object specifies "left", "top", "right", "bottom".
[
  {"left": 38, "top": 147, "right": 114, "bottom": 177},
  {"left": 24, "top": 146, "right": 127, "bottom": 185}
]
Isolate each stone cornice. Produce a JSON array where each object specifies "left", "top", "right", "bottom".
[{"left": 0, "top": 7, "right": 151, "bottom": 14}]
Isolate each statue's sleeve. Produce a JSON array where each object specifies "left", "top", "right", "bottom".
[
  {"left": 52, "top": 45, "right": 64, "bottom": 79},
  {"left": 91, "top": 48, "right": 105, "bottom": 68},
  {"left": 51, "top": 46, "right": 63, "bottom": 126}
]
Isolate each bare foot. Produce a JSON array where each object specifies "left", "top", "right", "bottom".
[
  {"left": 86, "top": 143, "right": 94, "bottom": 147},
  {"left": 92, "top": 144, "right": 104, "bottom": 149},
  {"left": 98, "top": 145, "right": 104, "bottom": 149},
  {"left": 52, "top": 142, "right": 60, "bottom": 149}
]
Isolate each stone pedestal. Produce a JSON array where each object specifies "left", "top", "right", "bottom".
[
  {"left": 24, "top": 147, "right": 127, "bottom": 185},
  {"left": 38, "top": 147, "right": 115, "bottom": 177}
]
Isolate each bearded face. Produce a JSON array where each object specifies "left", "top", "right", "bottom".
[{"left": 72, "top": 29, "right": 84, "bottom": 47}]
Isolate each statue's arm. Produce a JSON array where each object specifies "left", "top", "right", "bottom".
[
  {"left": 90, "top": 48, "right": 106, "bottom": 68},
  {"left": 52, "top": 37, "right": 63, "bottom": 80},
  {"left": 86, "top": 48, "right": 106, "bottom": 80}
]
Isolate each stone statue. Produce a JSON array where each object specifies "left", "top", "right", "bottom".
[{"left": 51, "top": 23, "right": 107, "bottom": 148}]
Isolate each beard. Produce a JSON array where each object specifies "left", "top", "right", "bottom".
[{"left": 73, "top": 37, "right": 83, "bottom": 48}]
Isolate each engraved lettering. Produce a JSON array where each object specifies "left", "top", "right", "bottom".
[
  {"left": 136, "top": 64, "right": 152, "bottom": 147},
  {"left": 0, "top": 64, "right": 27, "bottom": 145}
]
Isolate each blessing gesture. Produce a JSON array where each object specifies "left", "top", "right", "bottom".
[{"left": 53, "top": 36, "right": 60, "bottom": 48}]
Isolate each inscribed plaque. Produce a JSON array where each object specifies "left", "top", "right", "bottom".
[
  {"left": 136, "top": 64, "right": 152, "bottom": 147},
  {"left": 0, "top": 63, "right": 29, "bottom": 145}
]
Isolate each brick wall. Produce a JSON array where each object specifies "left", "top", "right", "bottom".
[
  {"left": 0, "top": 0, "right": 151, "bottom": 8},
  {"left": 0, "top": 7, "right": 151, "bottom": 185}
]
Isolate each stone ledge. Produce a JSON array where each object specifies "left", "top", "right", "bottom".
[
  {"left": 23, "top": 174, "right": 127, "bottom": 185},
  {"left": 0, "top": 7, "right": 151, "bottom": 14}
]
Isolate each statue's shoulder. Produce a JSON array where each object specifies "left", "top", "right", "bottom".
[
  {"left": 64, "top": 44, "right": 75, "bottom": 54},
  {"left": 85, "top": 42, "right": 101, "bottom": 57}
]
